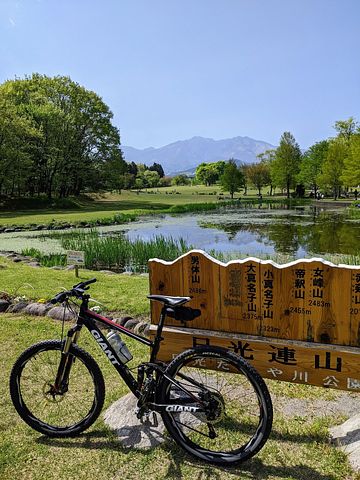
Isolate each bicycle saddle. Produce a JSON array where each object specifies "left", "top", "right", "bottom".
[{"left": 147, "top": 295, "right": 191, "bottom": 307}]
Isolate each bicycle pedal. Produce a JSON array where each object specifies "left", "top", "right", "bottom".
[{"left": 140, "top": 412, "right": 151, "bottom": 424}]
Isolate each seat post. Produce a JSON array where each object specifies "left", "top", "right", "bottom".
[{"left": 150, "top": 305, "right": 167, "bottom": 363}]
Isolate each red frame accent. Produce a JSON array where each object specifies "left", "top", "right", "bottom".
[{"left": 85, "top": 309, "right": 132, "bottom": 333}]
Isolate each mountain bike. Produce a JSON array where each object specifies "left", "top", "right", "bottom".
[{"left": 9, "top": 278, "right": 273, "bottom": 465}]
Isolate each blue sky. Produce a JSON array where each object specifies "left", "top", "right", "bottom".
[{"left": 0, "top": 0, "right": 359, "bottom": 149}]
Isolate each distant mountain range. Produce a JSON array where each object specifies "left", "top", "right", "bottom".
[{"left": 122, "top": 136, "right": 276, "bottom": 175}]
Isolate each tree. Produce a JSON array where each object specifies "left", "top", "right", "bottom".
[
  {"left": 239, "top": 164, "right": 251, "bottom": 195},
  {"left": 119, "top": 172, "right": 135, "bottom": 189},
  {"left": 271, "top": 132, "right": 302, "bottom": 198},
  {"left": 159, "top": 176, "right": 172, "bottom": 187},
  {"left": 256, "top": 149, "right": 276, "bottom": 195},
  {"left": 318, "top": 138, "right": 347, "bottom": 199},
  {"left": 341, "top": 134, "right": 360, "bottom": 187},
  {"left": 128, "top": 162, "right": 138, "bottom": 176},
  {"left": 0, "top": 74, "right": 125, "bottom": 198},
  {"left": 298, "top": 140, "right": 328, "bottom": 198},
  {"left": 220, "top": 159, "right": 244, "bottom": 199},
  {"left": 0, "top": 95, "right": 40, "bottom": 196},
  {"left": 247, "top": 162, "right": 271, "bottom": 195},
  {"left": 102, "top": 149, "right": 128, "bottom": 193},
  {"left": 149, "top": 162, "right": 165, "bottom": 178},
  {"left": 172, "top": 174, "right": 190, "bottom": 186},
  {"left": 333, "top": 117, "right": 359, "bottom": 142},
  {"left": 143, "top": 169, "right": 160, "bottom": 188},
  {"left": 195, "top": 161, "right": 226, "bottom": 186}
]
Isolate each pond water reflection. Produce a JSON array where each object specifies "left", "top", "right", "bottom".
[
  {"left": 1, "top": 203, "right": 360, "bottom": 260},
  {"left": 122, "top": 203, "right": 360, "bottom": 258}
]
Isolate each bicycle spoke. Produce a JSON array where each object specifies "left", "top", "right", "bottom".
[{"left": 18, "top": 347, "right": 96, "bottom": 429}]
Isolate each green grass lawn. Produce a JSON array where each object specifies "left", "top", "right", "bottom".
[
  {"left": 0, "top": 260, "right": 359, "bottom": 479},
  {"left": 0, "top": 186, "right": 263, "bottom": 226},
  {"left": 1, "top": 313, "right": 357, "bottom": 480},
  {"left": 0, "top": 257, "right": 149, "bottom": 315},
  {"left": 0, "top": 186, "right": 352, "bottom": 228}
]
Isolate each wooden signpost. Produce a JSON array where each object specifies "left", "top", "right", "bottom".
[
  {"left": 148, "top": 250, "right": 360, "bottom": 392},
  {"left": 66, "top": 250, "right": 85, "bottom": 278}
]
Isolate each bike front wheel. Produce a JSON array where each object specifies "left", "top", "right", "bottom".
[
  {"left": 9, "top": 340, "right": 105, "bottom": 437},
  {"left": 159, "top": 346, "right": 273, "bottom": 465}
]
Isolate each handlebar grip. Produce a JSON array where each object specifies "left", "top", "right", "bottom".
[
  {"left": 72, "top": 278, "right": 97, "bottom": 289},
  {"left": 50, "top": 292, "right": 68, "bottom": 304}
]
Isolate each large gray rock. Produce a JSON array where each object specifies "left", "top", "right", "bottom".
[
  {"left": 47, "top": 306, "right": 76, "bottom": 321},
  {"left": 133, "top": 321, "right": 150, "bottom": 336},
  {"left": 330, "top": 414, "right": 360, "bottom": 471},
  {"left": 103, "top": 393, "right": 166, "bottom": 449},
  {"left": 7, "top": 301, "right": 28, "bottom": 313},
  {"left": 24, "top": 302, "right": 52, "bottom": 316},
  {"left": 0, "top": 300, "right": 10, "bottom": 312}
]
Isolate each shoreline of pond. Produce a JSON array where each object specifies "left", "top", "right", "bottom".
[
  {"left": 0, "top": 197, "right": 333, "bottom": 234},
  {"left": 0, "top": 201, "right": 360, "bottom": 271}
]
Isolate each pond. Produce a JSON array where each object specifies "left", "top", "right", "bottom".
[
  {"left": 122, "top": 203, "right": 360, "bottom": 259},
  {"left": 1, "top": 203, "right": 360, "bottom": 261}
]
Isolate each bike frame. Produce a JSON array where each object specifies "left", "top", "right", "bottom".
[
  {"left": 58, "top": 297, "right": 161, "bottom": 396},
  {"left": 56, "top": 297, "right": 206, "bottom": 414}
]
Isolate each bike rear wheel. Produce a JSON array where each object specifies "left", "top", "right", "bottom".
[
  {"left": 159, "top": 346, "right": 272, "bottom": 465},
  {"left": 9, "top": 340, "right": 105, "bottom": 437}
]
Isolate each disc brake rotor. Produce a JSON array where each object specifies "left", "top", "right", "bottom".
[{"left": 42, "top": 382, "right": 65, "bottom": 403}]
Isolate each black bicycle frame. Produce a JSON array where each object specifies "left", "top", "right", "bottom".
[
  {"left": 57, "top": 301, "right": 207, "bottom": 415},
  {"left": 59, "top": 301, "right": 170, "bottom": 396}
]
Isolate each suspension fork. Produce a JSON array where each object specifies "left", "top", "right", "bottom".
[{"left": 54, "top": 324, "right": 82, "bottom": 392}]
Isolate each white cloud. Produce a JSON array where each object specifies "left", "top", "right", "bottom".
[{"left": 9, "top": 17, "right": 16, "bottom": 27}]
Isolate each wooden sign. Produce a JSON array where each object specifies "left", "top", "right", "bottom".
[
  {"left": 148, "top": 325, "right": 360, "bottom": 391},
  {"left": 67, "top": 250, "right": 85, "bottom": 278},
  {"left": 66, "top": 250, "right": 85, "bottom": 265},
  {"left": 148, "top": 250, "right": 360, "bottom": 391}
]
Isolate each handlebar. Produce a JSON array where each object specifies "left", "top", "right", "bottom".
[{"left": 50, "top": 278, "right": 97, "bottom": 304}]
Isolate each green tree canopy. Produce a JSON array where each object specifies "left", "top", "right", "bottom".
[
  {"left": 143, "top": 169, "right": 160, "bottom": 188},
  {"left": 318, "top": 138, "right": 347, "bottom": 199},
  {"left": 333, "top": 117, "right": 359, "bottom": 142},
  {"left": 172, "top": 174, "right": 191, "bottom": 186},
  {"left": 271, "top": 132, "right": 302, "bottom": 198},
  {"left": 0, "top": 95, "right": 40, "bottom": 196},
  {"left": 298, "top": 140, "right": 328, "bottom": 196},
  {"left": 220, "top": 159, "right": 244, "bottom": 199},
  {"left": 195, "top": 161, "right": 226, "bottom": 186},
  {"left": 247, "top": 162, "right": 271, "bottom": 195},
  {"left": 341, "top": 134, "right": 360, "bottom": 187},
  {"left": 149, "top": 162, "right": 165, "bottom": 178},
  {"left": 0, "top": 73, "right": 126, "bottom": 198}
]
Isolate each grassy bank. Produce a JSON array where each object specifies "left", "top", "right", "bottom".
[
  {"left": 0, "top": 257, "right": 149, "bottom": 315},
  {"left": 0, "top": 187, "right": 303, "bottom": 228}
]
